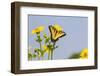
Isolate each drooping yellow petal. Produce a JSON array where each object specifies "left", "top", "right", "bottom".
[
  {"left": 53, "top": 24, "right": 63, "bottom": 31},
  {"left": 32, "top": 26, "right": 45, "bottom": 34},
  {"left": 37, "top": 26, "right": 45, "bottom": 32},
  {"left": 80, "top": 48, "right": 88, "bottom": 59},
  {"left": 32, "top": 29, "right": 38, "bottom": 34},
  {"left": 42, "top": 45, "right": 50, "bottom": 53}
]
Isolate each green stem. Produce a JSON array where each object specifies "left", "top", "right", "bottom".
[
  {"left": 51, "top": 50, "right": 53, "bottom": 60},
  {"left": 48, "top": 51, "right": 49, "bottom": 60},
  {"left": 51, "top": 42, "right": 56, "bottom": 60},
  {"left": 39, "top": 41, "right": 42, "bottom": 60},
  {"left": 48, "top": 51, "right": 51, "bottom": 60},
  {"left": 48, "top": 42, "right": 50, "bottom": 60},
  {"left": 39, "top": 41, "right": 42, "bottom": 50},
  {"left": 37, "top": 33, "right": 43, "bottom": 60}
]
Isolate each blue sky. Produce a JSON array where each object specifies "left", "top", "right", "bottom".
[{"left": 28, "top": 15, "right": 88, "bottom": 60}]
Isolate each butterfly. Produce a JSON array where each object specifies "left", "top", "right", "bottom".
[{"left": 49, "top": 25, "right": 66, "bottom": 42}]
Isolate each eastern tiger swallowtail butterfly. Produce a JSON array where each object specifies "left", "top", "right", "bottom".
[{"left": 49, "top": 25, "right": 66, "bottom": 42}]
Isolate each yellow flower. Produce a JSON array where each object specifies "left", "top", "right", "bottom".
[
  {"left": 53, "top": 24, "right": 63, "bottom": 31},
  {"left": 42, "top": 45, "right": 50, "bottom": 53},
  {"left": 80, "top": 48, "right": 88, "bottom": 59},
  {"left": 32, "top": 26, "right": 44, "bottom": 34}
]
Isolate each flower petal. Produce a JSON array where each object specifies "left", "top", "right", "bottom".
[
  {"left": 53, "top": 24, "right": 63, "bottom": 31},
  {"left": 32, "top": 26, "right": 45, "bottom": 34},
  {"left": 80, "top": 48, "right": 88, "bottom": 59}
]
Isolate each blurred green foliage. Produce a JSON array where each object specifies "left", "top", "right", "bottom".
[{"left": 68, "top": 52, "right": 80, "bottom": 59}]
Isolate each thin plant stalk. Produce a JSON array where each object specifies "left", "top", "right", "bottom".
[
  {"left": 51, "top": 42, "right": 56, "bottom": 60},
  {"left": 47, "top": 43, "right": 49, "bottom": 60},
  {"left": 39, "top": 39, "right": 43, "bottom": 60},
  {"left": 39, "top": 38, "right": 42, "bottom": 50},
  {"left": 38, "top": 33, "right": 43, "bottom": 60},
  {"left": 36, "top": 33, "right": 43, "bottom": 60},
  {"left": 48, "top": 51, "right": 51, "bottom": 60}
]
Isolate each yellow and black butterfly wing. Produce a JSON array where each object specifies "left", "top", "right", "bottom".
[
  {"left": 49, "top": 26, "right": 55, "bottom": 42},
  {"left": 49, "top": 25, "right": 66, "bottom": 42},
  {"left": 54, "top": 31, "right": 66, "bottom": 40},
  {"left": 49, "top": 26, "right": 58, "bottom": 41}
]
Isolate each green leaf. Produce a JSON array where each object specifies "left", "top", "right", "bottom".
[
  {"left": 34, "top": 48, "right": 40, "bottom": 53},
  {"left": 40, "top": 50, "right": 45, "bottom": 57},
  {"left": 68, "top": 52, "right": 80, "bottom": 59},
  {"left": 43, "top": 33, "right": 47, "bottom": 38},
  {"left": 38, "top": 38, "right": 42, "bottom": 42},
  {"left": 28, "top": 53, "right": 32, "bottom": 60},
  {"left": 37, "top": 35, "right": 41, "bottom": 39},
  {"left": 45, "top": 39, "right": 49, "bottom": 44},
  {"left": 33, "top": 54, "right": 37, "bottom": 58},
  {"left": 35, "top": 38, "right": 42, "bottom": 42},
  {"left": 43, "top": 34, "right": 50, "bottom": 44}
]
